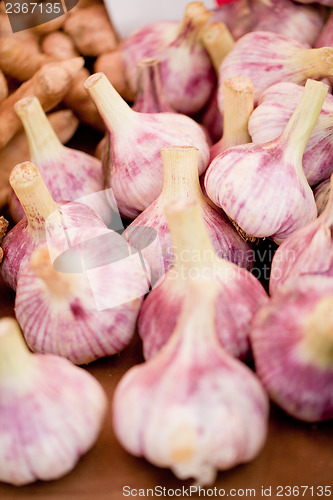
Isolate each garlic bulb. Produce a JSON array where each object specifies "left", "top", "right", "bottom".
[
  {"left": 84, "top": 73, "right": 210, "bottom": 220},
  {"left": 113, "top": 278, "right": 269, "bottom": 485},
  {"left": 249, "top": 81, "right": 333, "bottom": 187},
  {"left": 0, "top": 162, "right": 105, "bottom": 291},
  {"left": 138, "top": 198, "right": 267, "bottom": 360},
  {"left": 9, "top": 96, "right": 111, "bottom": 224},
  {"left": 269, "top": 175, "right": 333, "bottom": 295},
  {"left": 315, "top": 10, "right": 333, "bottom": 48},
  {"left": 251, "top": 275, "right": 333, "bottom": 422},
  {"left": 132, "top": 58, "right": 174, "bottom": 113},
  {"left": 314, "top": 177, "right": 330, "bottom": 216},
  {"left": 0, "top": 317, "right": 107, "bottom": 486},
  {"left": 212, "top": 0, "right": 325, "bottom": 45},
  {"left": 15, "top": 228, "right": 149, "bottom": 364},
  {"left": 210, "top": 77, "right": 253, "bottom": 161},
  {"left": 217, "top": 31, "right": 333, "bottom": 115},
  {"left": 205, "top": 79, "right": 326, "bottom": 244},
  {"left": 121, "top": 1, "right": 216, "bottom": 115},
  {"left": 125, "top": 146, "right": 254, "bottom": 285}
]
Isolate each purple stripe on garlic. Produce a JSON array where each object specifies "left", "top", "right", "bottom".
[{"left": 113, "top": 279, "right": 269, "bottom": 485}]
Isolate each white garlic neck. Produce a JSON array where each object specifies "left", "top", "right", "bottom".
[
  {"left": 0, "top": 318, "right": 32, "bottom": 379},
  {"left": 161, "top": 146, "right": 203, "bottom": 200}
]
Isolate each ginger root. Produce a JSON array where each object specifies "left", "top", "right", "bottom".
[
  {"left": 0, "top": 71, "right": 8, "bottom": 104},
  {"left": 41, "top": 31, "right": 79, "bottom": 60}
]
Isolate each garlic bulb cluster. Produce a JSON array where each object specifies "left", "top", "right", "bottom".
[
  {"left": 121, "top": 1, "right": 216, "bottom": 115},
  {"left": 132, "top": 58, "right": 174, "bottom": 113},
  {"left": 269, "top": 175, "right": 333, "bottom": 294},
  {"left": 84, "top": 73, "right": 210, "bottom": 220},
  {"left": 210, "top": 76, "right": 253, "bottom": 161},
  {"left": 9, "top": 96, "right": 111, "bottom": 225},
  {"left": 0, "top": 317, "right": 107, "bottom": 486},
  {"left": 113, "top": 279, "right": 269, "bottom": 486},
  {"left": 251, "top": 275, "right": 333, "bottom": 422},
  {"left": 205, "top": 79, "right": 326, "bottom": 244},
  {"left": 314, "top": 177, "right": 330, "bottom": 216},
  {"left": 249, "top": 81, "right": 333, "bottom": 187},
  {"left": 15, "top": 226, "right": 149, "bottom": 364},
  {"left": 138, "top": 199, "right": 267, "bottom": 360},
  {"left": 217, "top": 31, "right": 333, "bottom": 115},
  {"left": 0, "top": 162, "right": 105, "bottom": 291},
  {"left": 125, "top": 146, "right": 254, "bottom": 285},
  {"left": 212, "top": 0, "right": 325, "bottom": 45}
]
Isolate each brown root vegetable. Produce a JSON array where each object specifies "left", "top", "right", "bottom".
[
  {"left": 0, "top": 216, "right": 9, "bottom": 264},
  {"left": 0, "top": 109, "right": 79, "bottom": 210},
  {"left": 31, "top": 15, "right": 65, "bottom": 35},
  {"left": 63, "top": 67, "right": 105, "bottom": 131},
  {"left": 0, "top": 36, "right": 55, "bottom": 81},
  {"left": 94, "top": 50, "right": 135, "bottom": 102},
  {"left": 41, "top": 31, "right": 79, "bottom": 60},
  {"left": 0, "top": 71, "right": 8, "bottom": 104},
  {"left": 63, "top": 5, "right": 118, "bottom": 56},
  {"left": 0, "top": 57, "right": 84, "bottom": 150}
]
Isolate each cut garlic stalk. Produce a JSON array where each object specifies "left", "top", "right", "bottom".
[
  {"left": 200, "top": 21, "right": 235, "bottom": 73},
  {"left": 114, "top": 279, "right": 269, "bottom": 485},
  {"left": 251, "top": 275, "right": 333, "bottom": 422},
  {"left": 138, "top": 198, "right": 267, "bottom": 360},
  {"left": 0, "top": 317, "right": 107, "bottom": 486},
  {"left": 205, "top": 79, "right": 326, "bottom": 244}
]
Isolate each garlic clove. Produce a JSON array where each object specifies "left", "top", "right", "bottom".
[
  {"left": 251, "top": 274, "right": 333, "bottom": 422},
  {"left": 124, "top": 146, "right": 255, "bottom": 285},
  {"left": 205, "top": 79, "right": 326, "bottom": 244},
  {"left": 217, "top": 31, "right": 333, "bottom": 117},
  {"left": 0, "top": 162, "right": 105, "bottom": 291},
  {"left": 269, "top": 174, "right": 333, "bottom": 294},
  {"left": 10, "top": 96, "right": 111, "bottom": 225},
  {"left": 138, "top": 198, "right": 267, "bottom": 360},
  {"left": 113, "top": 278, "right": 269, "bottom": 485},
  {"left": 15, "top": 227, "right": 149, "bottom": 364},
  {"left": 248, "top": 81, "right": 333, "bottom": 187},
  {"left": 0, "top": 317, "right": 107, "bottom": 485},
  {"left": 210, "top": 76, "right": 254, "bottom": 161},
  {"left": 84, "top": 73, "right": 210, "bottom": 219},
  {"left": 314, "top": 177, "right": 330, "bottom": 216}
]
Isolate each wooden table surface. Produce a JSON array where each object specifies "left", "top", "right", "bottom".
[{"left": 0, "top": 126, "right": 332, "bottom": 499}]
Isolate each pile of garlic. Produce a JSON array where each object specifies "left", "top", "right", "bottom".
[{"left": 0, "top": 0, "right": 333, "bottom": 489}]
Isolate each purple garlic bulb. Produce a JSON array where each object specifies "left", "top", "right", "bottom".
[
  {"left": 217, "top": 31, "right": 333, "bottom": 116},
  {"left": 315, "top": 10, "right": 333, "bottom": 48},
  {"left": 0, "top": 317, "right": 107, "bottom": 485},
  {"left": 249, "top": 81, "right": 333, "bottom": 187},
  {"left": 251, "top": 274, "right": 333, "bottom": 422},
  {"left": 0, "top": 162, "right": 105, "bottom": 291},
  {"left": 84, "top": 73, "right": 210, "bottom": 220},
  {"left": 205, "top": 79, "right": 326, "bottom": 244},
  {"left": 138, "top": 198, "right": 267, "bottom": 360},
  {"left": 121, "top": 1, "right": 216, "bottom": 115},
  {"left": 314, "top": 177, "right": 330, "bottom": 216},
  {"left": 270, "top": 175, "right": 333, "bottom": 294},
  {"left": 125, "top": 146, "right": 254, "bottom": 285},
  {"left": 10, "top": 96, "right": 111, "bottom": 225},
  {"left": 113, "top": 279, "right": 269, "bottom": 485}
]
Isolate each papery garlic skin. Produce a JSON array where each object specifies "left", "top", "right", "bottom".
[
  {"left": 84, "top": 73, "right": 210, "bottom": 220},
  {"left": 314, "top": 177, "right": 330, "bottom": 216},
  {"left": 251, "top": 275, "right": 333, "bottom": 422},
  {"left": 269, "top": 175, "right": 333, "bottom": 295},
  {"left": 205, "top": 79, "right": 325, "bottom": 244},
  {"left": 217, "top": 31, "right": 333, "bottom": 115},
  {"left": 113, "top": 280, "right": 269, "bottom": 485},
  {"left": 249, "top": 82, "right": 333, "bottom": 187},
  {"left": 138, "top": 199, "right": 267, "bottom": 360},
  {"left": 0, "top": 318, "right": 107, "bottom": 486},
  {"left": 15, "top": 227, "right": 148, "bottom": 364}
]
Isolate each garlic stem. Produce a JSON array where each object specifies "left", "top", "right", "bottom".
[
  {"left": 9, "top": 162, "right": 59, "bottom": 232},
  {"left": 291, "top": 47, "right": 333, "bottom": 81},
  {"left": 14, "top": 96, "right": 63, "bottom": 161},
  {"left": 222, "top": 77, "right": 254, "bottom": 146},
  {"left": 178, "top": 2, "right": 212, "bottom": 44},
  {"left": 322, "top": 174, "right": 333, "bottom": 227},
  {"left": 84, "top": 73, "right": 136, "bottom": 132},
  {"left": 165, "top": 199, "right": 218, "bottom": 270},
  {"left": 160, "top": 146, "right": 203, "bottom": 200},
  {"left": 135, "top": 58, "right": 172, "bottom": 112},
  {"left": 302, "top": 296, "right": 333, "bottom": 368},
  {"left": 200, "top": 22, "right": 235, "bottom": 73},
  {"left": 280, "top": 79, "right": 328, "bottom": 164},
  {"left": 0, "top": 318, "right": 31, "bottom": 377}
]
